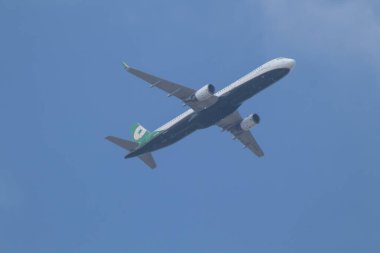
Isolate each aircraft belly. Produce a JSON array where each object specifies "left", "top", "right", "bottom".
[
  {"left": 139, "top": 118, "right": 196, "bottom": 152},
  {"left": 128, "top": 68, "right": 290, "bottom": 157},
  {"left": 138, "top": 104, "right": 238, "bottom": 153}
]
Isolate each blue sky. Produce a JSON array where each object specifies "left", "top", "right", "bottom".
[{"left": 1, "top": 0, "right": 379, "bottom": 252}]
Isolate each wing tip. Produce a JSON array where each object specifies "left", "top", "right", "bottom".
[{"left": 122, "top": 62, "right": 130, "bottom": 69}]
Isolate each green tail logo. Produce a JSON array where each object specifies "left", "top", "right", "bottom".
[{"left": 131, "top": 123, "right": 160, "bottom": 145}]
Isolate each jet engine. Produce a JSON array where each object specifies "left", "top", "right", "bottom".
[
  {"left": 240, "top": 114, "right": 260, "bottom": 131},
  {"left": 194, "top": 84, "right": 215, "bottom": 101}
]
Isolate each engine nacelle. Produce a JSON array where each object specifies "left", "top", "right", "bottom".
[
  {"left": 240, "top": 114, "right": 260, "bottom": 131},
  {"left": 194, "top": 84, "right": 215, "bottom": 101}
]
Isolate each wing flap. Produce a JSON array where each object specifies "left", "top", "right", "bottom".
[{"left": 234, "top": 131, "right": 264, "bottom": 157}]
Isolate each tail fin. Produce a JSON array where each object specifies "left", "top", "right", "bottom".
[
  {"left": 131, "top": 123, "right": 155, "bottom": 145},
  {"left": 106, "top": 136, "right": 157, "bottom": 169}
]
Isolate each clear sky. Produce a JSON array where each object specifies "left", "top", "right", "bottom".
[{"left": 1, "top": 0, "right": 380, "bottom": 252}]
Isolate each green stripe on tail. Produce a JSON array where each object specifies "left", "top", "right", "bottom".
[{"left": 131, "top": 123, "right": 160, "bottom": 145}]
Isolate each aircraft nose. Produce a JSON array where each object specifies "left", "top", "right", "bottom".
[{"left": 284, "top": 58, "right": 296, "bottom": 70}]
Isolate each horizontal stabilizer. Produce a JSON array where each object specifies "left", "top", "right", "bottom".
[
  {"left": 106, "top": 136, "right": 157, "bottom": 169},
  {"left": 106, "top": 136, "right": 138, "bottom": 151},
  {"left": 139, "top": 152, "right": 156, "bottom": 169}
]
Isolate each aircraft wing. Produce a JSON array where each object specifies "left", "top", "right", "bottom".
[
  {"left": 217, "top": 111, "right": 264, "bottom": 157},
  {"left": 123, "top": 63, "right": 195, "bottom": 105},
  {"left": 123, "top": 63, "right": 218, "bottom": 111}
]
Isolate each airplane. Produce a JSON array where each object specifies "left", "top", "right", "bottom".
[{"left": 106, "top": 57, "right": 295, "bottom": 169}]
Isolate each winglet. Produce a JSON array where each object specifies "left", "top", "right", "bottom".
[{"left": 122, "top": 62, "right": 130, "bottom": 70}]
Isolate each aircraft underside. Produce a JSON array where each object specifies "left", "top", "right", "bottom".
[
  {"left": 107, "top": 57, "right": 296, "bottom": 168},
  {"left": 126, "top": 67, "right": 290, "bottom": 158}
]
